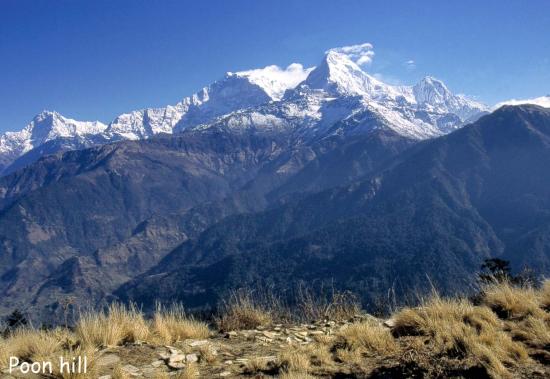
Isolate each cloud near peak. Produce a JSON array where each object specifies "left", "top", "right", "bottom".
[{"left": 328, "top": 42, "right": 375, "bottom": 65}]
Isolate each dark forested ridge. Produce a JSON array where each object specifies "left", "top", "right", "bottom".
[
  {"left": 0, "top": 124, "right": 412, "bottom": 322},
  {"left": 0, "top": 105, "right": 549, "bottom": 321},
  {"left": 119, "top": 105, "right": 550, "bottom": 311}
]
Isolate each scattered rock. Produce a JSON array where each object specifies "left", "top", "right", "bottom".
[
  {"left": 186, "top": 353, "right": 199, "bottom": 363},
  {"left": 96, "top": 353, "right": 121, "bottom": 366},
  {"left": 189, "top": 339, "right": 209, "bottom": 347},
  {"left": 151, "top": 360, "right": 164, "bottom": 368},
  {"left": 168, "top": 361, "right": 186, "bottom": 369},
  {"left": 169, "top": 354, "right": 186, "bottom": 363},
  {"left": 219, "top": 371, "right": 232, "bottom": 377},
  {"left": 384, "top": 318, "right": 396, "bottom": 328}
]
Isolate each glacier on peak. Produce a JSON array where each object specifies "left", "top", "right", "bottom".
[{"left": 1, "top": 45, "right": 490, "bottom": 175}]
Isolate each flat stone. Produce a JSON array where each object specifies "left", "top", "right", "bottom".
[
  {"left": 168, "top": 362, "right": 186, "bottom": 369},
  {"left": 96, "top": 353, "right": 121, "bottom": 366},
  {"left": 189, "top": 340, "right": 209, "bottom": 347},
  {"left": 159, "top": 352, "right": 171, "bottom": 360},
  {"left": 169, "top": 354, "right": 186, "bottom": 363},
  {"left": 151, "top": 360, "right": 164, "bottom": 368},
  {"left": 186, "top": 354, "right": 199, "bottom": 363},
  {"left": 219, "top": 372, "right": 232, "bottom": 377},
  {"left": 384, "top": 318, "right": 396, "bottom": 328},
  {"left": 122, "top": 365, "right": 140, "bottom": 373},
  {"left": 224, "top": 360, "right": 233, "bottom": 365},
  {"left": 98, "top": 376, "right": 112, "bottom": 379}
]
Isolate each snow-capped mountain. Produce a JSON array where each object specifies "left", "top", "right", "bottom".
[
  {"left": 0, "top": 45, "right": 488, "bottom": 175},
  {"left": 494, "top": 95, "right": 550, "bottom": 110},
  {"left": 0, "top": 111, "right": 107, "bottom": 172},
  {"left": 194, "top": 48, "right": 488, "bottom": 140}
]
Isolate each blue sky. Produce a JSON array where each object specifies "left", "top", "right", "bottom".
[{"left": 1, "top": 0, "right": 549, "bottom": 132}]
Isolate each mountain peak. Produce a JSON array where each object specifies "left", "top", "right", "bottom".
[
  {"left": 302, "top": 49, "right": 383, "bottom": 97},
  {"left": 227, "top": 63, "right": 313, "bottom": 101}
]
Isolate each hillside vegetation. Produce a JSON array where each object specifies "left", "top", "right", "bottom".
[{"left": 1, "top": 280, "right": 549, "bottom": 378}]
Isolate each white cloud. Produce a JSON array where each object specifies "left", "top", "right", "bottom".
[
  {"left": 493, "top": 95, "right": 550, "bottom": 110},
  {"left": 328, "top": 42, "right": 375, "bottom": 66},
  {"left": 404, "top": 59, "right": 416, "bottom": 71},
  {"left": 232, "top": 63, "right": 314, "bottom": 100}
]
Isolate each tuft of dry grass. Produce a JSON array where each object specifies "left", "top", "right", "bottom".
[
  {"left": 76, "top": 303, "right": 149, "bottom": 348},
  {"left": 244, "top": 356, "right": 273, "bottom": 374},
  {"left": 279, "top": 371, "right": 316, "bottom": 379},
  {"left": 296, "top": 286, "right": 361, "bottom": 322},
  {"left": 539, "top": 279, "right": 550, "bottom": 311},
  {"left": 392, "top": 295, "right": 529, "bottom": 377},
  {"left": 112, "top": 365, "right": 130, "bottom": 379},
  {"left": 48, "top": 345, "right": 98, "bottom": 379},
  {"left": 151, "top": 304, "right": 209, "bottom": 344},
  {"left": 482, "top": 282, "right": 544, "bottom": 320},
  {"left": 174, "top": 362, "right": 199, "bottom": 378},
  {"left": 0, "top": 328, "right": 74, "bottom": 369},
  {"left": 278, "top": 348, "right": 311, "bottom": 373},
  {"left": 197, "top": 343, "right": 217, "bottom": 363},
  {"left": 216, "top": 290, "right": 272, "bottom": 331},
  {"left": 338, "top": 320, "right": 398, "bottom": 355},
  {"left": 508, "top": 315, "right": 550, "bottom": 349}
]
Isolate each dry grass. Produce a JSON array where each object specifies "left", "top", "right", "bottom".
[
  {"left": 0, "top": 328, "right": 73, "bottom": 369},
  {"left": 151, "top": 304, "right": 209, "bottom": 344},
  {"left": 112, "top": 365, "right": 131, "bottom": 379},
  {"left": 338, "top": 320, "right": 398, "bottom": 355},
  {"left": 175, "top": 362, "right": 199, "bottom": 378},
  {"left": 216, "top": 290, "right": 272, "bottom": 331},
  {"left": 539, "top": 279, "right": 550, "bottom": 310},
  {"left": 49, "top": 346, "right": 98, "bottom": 379},
  {"left": 392, "top": 295, "right": 529, "bottom": 377},
  {"left": 296, "top": 287, "right": 361, "bottom": 322},
  {"left": 278, "top": 348, "right": 311, "bottom": 373},
  {"left": 197, "top": 343, "right": 217, "bottom": 363},
  {"left": 76, "top": 303, "right": 149, "bottom": 348},
  {"left": 279, "top": 371, "right": 316, "bottom": 379},
  {"left": 482, "top": 282, "right": 544, "bottom": 320},
  {"left": 508, "top": 315, "right": 550, "bottom": 349},
  {"left": 244, "top": 356, "right": 273, "bottom": 374}
]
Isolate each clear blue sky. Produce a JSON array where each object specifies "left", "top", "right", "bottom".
[{"left": 1, "top": 0, "right": 549, "bottom": 132}]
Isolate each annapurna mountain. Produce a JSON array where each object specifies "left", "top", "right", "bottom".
[{"left": 0, "top": 45, "right": 487, "bottom": 175}]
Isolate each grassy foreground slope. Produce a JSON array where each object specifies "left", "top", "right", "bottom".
[{"left": 1, "top": 280, "right": 549, "bottom": 378}]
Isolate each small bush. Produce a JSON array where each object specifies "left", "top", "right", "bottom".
[
  {"left": 338, "top": 320, "right": 397, "bottom": 355},
  {"left": 151, "top": 304, "right": 209, "bottom": 344},
  {"left": 482, "top": 282, "right": 544, "bottom": 320},
  {"left": 76, "top": 303, "right": 148, "bottom": 348},
  {"left": 392, "top": 295, "right": 528, "bottom": 377},
  {"left": 216, "top": 289, "right": 272, "bottom": 331}
]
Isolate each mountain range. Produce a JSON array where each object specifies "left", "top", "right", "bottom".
[
  {"left": 0, "top": 46, "right": 549, "bottom": 323},
  {"left": 0, "top": 48, "right": 487, "bottom": 176}
]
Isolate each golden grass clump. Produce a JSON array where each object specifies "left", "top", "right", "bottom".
[
  {"left": 482, "top": 282, "right": 544, "bottom": 320},
  {"left": 197, "top": 343, "right": 218, "bottom": 363},
  {"left": 216, "top": 290, "right": 272, "bottom": 331},
  {"left": 508, "top": 315, "right": 550, "bottom": 349},
  {"left": 244, "top": 356, "right": 273, "bottom": 374},
  {"left": 112, "top": 365, "right": 131, "bottom": 379},
  {"left": 151, "top": 304, "right": 209, "bottom": 344},
  {"left": 278, "top": 348, "right": 311, "bottom": 373},
  {"left": 0, "top": 328, "right": 71, "bottom": 369},
  {"left": 75, "top": 303, "right": 149, "bottom": 348},
  {"left": 338, "top": 320, "right": 398, "bottom": 355},
  {"left": 538, "top": 279, "right": 550, "bottom": 311},
  {"left": 392, "top": 296, "right": 529, "bottom": 377},
  {"left": 175, "top": 362, "right": 199, "bottom": 378},
  {"left": 49, "top": 346, "right": 97, "bottom": 379},
  {"left": 279, "top": 371, "right": 316, "bottom": 379}
]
